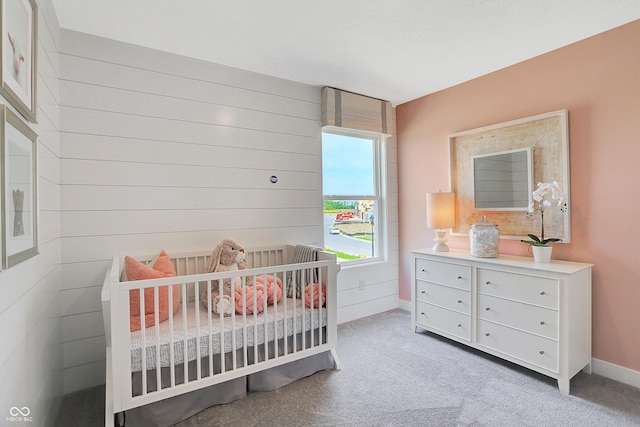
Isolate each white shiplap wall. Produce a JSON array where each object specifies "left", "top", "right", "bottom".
[
  {"left": 0, "top": 0, "right": 62, "bottom": 424},
  {"left": 57, "top": 30, "right": 324, "bottom": 393},
  {"left": 58, "top": 30, "right": 399, "bottom": 393}
]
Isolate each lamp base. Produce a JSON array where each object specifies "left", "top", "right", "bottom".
[{"left": 432, "top": 228, "right": 450, "bottom": 252}]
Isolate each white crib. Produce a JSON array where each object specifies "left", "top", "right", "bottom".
[{"left": 101, "top": 245, "right": 340, "bottom": 426}]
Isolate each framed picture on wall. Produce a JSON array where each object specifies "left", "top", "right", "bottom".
[
  {"left": 0, "top": 0, "right": 38, "bottom": 123},
  {"left": 1, "top": 105, "right": 38, "bottom": 268}
]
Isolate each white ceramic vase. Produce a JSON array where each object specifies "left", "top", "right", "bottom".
[{"left": 532, "top": 246, "right": 553, "bottom": 263}]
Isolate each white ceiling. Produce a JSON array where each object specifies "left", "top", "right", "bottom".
[{"left": 51, "top": 0, "right": 640, "bottom": 106}]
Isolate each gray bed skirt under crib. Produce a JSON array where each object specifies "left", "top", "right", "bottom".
[{"left": 123, "top": 330, "right": 334, "bottom": 427}]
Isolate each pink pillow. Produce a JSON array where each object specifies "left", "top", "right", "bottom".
[
  {"left": 251, "top": 275, "right": 283, "bottom": 304},
  {"left": 304, "top": 284, "right": 326, "bottom": 308},
  {"left": 235, "top": 283, "right": 265, "bottom": 315},
  {"left": 126, "top": 250, "right": 180, "bottom": 331}
]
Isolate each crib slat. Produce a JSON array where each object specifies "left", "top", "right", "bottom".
[
  {"left": 252, "top": 274, "right": 258, "bottom": 365},
  {"left": 182, "top": 284, "right": 188, "bottom": 385},
  {"left": 292, "top": 270, "right": 298, "bottom": 353},
  {"left": 320, "top": 267, "right": 325, "bottom": 345},
  {"left": 273, "top": 271, "right": 279, "bottom": 359},
  {"left": 154, "top": 286, "right": 161, "bottom": 390},
  {"left": 207, "top": 280, "right": 213, "bottom": 378},
  {"left": 195, "top": 281, "right": 201, "bottom": 381},
  {"left": 283, "top": 270, "right": 288, "bottom": 356},
  {"left": 301, "top": 271, "right": 306, "bottom": 351},
  {"left": 241, "top": 277, "right": 248, "bottom": 370},
  {"left": 217, "top": 279, "right": 225, "bottom": 374},
  {"left": 318, "top": 268, "right": 323, "bottom": 345},
  {"left": 169, "top": 285, "right": 176, "bottom": 388},
  {"left": 262, "top": 273, "right": 268, "bottom": 363},
  {"left": 231, "top": 277, "right": 241, "bottom": 372},
  {"left": 139, "top": 288, "right": 147, "bottom": 396}
]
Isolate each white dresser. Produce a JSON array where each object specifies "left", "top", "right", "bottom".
[{"left": 410, "top": 249, "right": 592, "bottom": 394}]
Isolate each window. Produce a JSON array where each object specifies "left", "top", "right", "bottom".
[{"left": 322, "top": 127, "right": 385, "bottom": 264}]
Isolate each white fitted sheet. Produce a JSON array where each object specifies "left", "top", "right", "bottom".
[{"left": 130, "top": 298, "right": 326, "bottom": 372}]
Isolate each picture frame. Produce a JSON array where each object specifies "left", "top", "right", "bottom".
[
  {"left": 449, "top": 110, "right": 570, "bottom": 241},
  {"left": 1, "top": 104, "right": 38, "bottom": 268},
  {"left": 1, "top": 0, "right": 38, "bottom": 123}
]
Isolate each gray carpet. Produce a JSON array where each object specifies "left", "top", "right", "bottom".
[{"left": 57, "top": 309, "right": 640, "bottom": 427}]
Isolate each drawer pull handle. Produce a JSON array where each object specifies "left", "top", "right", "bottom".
[
  {"left": 485, "top": 281, "right": 491, "bottom": 285},
  {"left": 540, "top": 321, "right": 545, "bottom": 325},
  {"left": 457, "top": 300, "right": 462, "bottom": 304},
  {"left": 422, "top": 269, "right": 427, "bottom": 273},
  {"left": 421, "top": 312, "right": 425, "bottom": 316},
  {"left": 457, "top": 275, "right": 462, "bottom": 280},
  {"left": 485, "top": 307, "right": 490, "bottom": 311},
  {"left": 485, "top": 332, "right": 490, "bottom": 336},
  {"left": 539, "top": 291, "right": 546, "bottom": 295},
  {"left": 421, "top": 290, "right": 426, "bottom": 294},
  {"left": 539, "top": 350, "right": 545, "bottom": 355},
  {"left": 457, "top": 324, "right": 462, "bottom": 328}
]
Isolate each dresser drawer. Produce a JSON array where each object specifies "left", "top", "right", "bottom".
[
  {"left": 477, "top": 268, "right": 558, "bottom": 309},
  {"left": 415, "top": 258, "right": 470, "bottom": 290},
  {"left": 477, "top": 294, "right": 558, "bottom": 340},
  {"left": 416, "top": 301, "right": 470, "bottom": 341},
  {"left": 477, "top": 320, "right": 558, "bottom": 373},
  {"left": 416, "top": 281, "right": 470, "bottom": 314}
]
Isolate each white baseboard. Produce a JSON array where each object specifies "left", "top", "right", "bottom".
[
  {"left": 398, "top": 299, "right": 640, "bottom": 390},
  {"left": 397, "top": 299, "right": 411, "bottom": 312},
  {"left": 592, "top": 358, "right": 640, "bottom": 390},
  {"left": 337, "top": 296, "right": 399, "bottom": 324}
]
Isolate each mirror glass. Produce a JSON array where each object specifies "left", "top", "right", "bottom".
[{"left": 473, "top": 148, "right": 532, "bottom": 209}]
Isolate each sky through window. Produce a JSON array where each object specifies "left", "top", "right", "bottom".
[{"left": 322, "top": 133, "right": 374, "bottom": 196}]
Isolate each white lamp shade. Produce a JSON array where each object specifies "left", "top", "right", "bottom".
[{"left": 426, "top": 192, "right": 455, "bottom": 229}]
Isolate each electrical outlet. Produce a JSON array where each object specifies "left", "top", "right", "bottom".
[{"left": 358, "top": 279, "right": 365, "bottom": 291}]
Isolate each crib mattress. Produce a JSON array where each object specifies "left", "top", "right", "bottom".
[{"left": 130, "top": 298, "right": 326, "bottom": 372}]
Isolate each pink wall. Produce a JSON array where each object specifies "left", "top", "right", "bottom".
[{"left": 397, "top": 21, "right": 640, "bottom": 372}]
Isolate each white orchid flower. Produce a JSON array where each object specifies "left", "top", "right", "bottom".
[{"left": 522, "top": 181, "right": 568, "bottom": 245}]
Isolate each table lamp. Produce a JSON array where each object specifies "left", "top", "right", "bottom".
[{"left": 426, "top": 192, "right": 455, "bottom": 252}]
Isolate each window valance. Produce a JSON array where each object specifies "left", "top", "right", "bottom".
[{"left": 321, "top": 87, "right": 394, "bottom": 136}]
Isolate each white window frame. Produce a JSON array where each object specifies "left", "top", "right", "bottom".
[{"left": 322, "top": 126, "right": 387, "bottom": 266}]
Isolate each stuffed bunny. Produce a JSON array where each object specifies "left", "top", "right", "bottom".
[{"left": 201, "top": 239, "right": 247, "bottom": 315}]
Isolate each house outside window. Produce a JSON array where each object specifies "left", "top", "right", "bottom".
[{"left": 322, "top": 127, "right": 385, "bottom": 264}]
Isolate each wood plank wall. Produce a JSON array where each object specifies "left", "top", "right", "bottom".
[
  {"left": 57, "top": 30, "right": 323, "bottom": 393},
  {"left": 58, "top": 30, "right": 398, "bottom": 393},
  {"left": 0, "top": 0, "right": 63, "bottom": 423}
]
